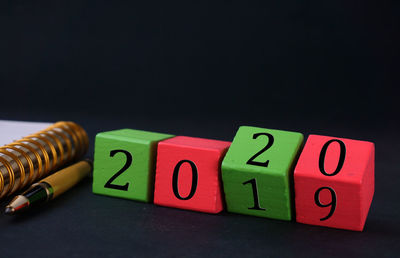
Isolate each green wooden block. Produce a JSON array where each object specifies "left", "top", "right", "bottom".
[
  {"left": 92, "top": 129, "right": 174, "bottom": 202},
  {"left": 221, "top": 126, "right": 303, "bottom": 221}
]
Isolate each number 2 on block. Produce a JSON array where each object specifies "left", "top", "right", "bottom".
[
  {"left": 104, "top": 149, "right": 132, "bottom": 191},
  {"left": 246, "top": 133, "right": 274, "bottom": 167}
]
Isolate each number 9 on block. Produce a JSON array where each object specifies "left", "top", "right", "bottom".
[{"left": 92, "top": 129, "right": 174, "bottom": 202}]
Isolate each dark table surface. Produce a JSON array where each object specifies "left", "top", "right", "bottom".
[{"left": 0, "top": 113, "right": 399, "bottom": 258}]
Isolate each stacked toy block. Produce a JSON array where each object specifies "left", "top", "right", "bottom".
[
  {"left": 294, "top": 135, "right": 375, "bottom": 231},
  {"left": 221, "top": 126, "right": 303, "bottom": 221},
  {"left": 154, "top": 136, "right": 230, "bottom": 213},
  {"left": 92, "top": 129, "right": 174, "bottom": 202},
  {"left": 92, "top": 126, "right": 375, "bottom": 231}
]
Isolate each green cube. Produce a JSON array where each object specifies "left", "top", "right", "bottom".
[
  {"left": 221, "top": 126, "right": 303, "bottom": 221},
  {"left": 92, "top": 129, "right": 174, "bottom": 202}
]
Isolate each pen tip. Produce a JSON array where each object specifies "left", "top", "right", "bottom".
[{"left": 4, "top": 206, "right": 15, "bottom": 215}]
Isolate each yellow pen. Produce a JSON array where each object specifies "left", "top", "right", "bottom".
[{"left": 5, "top": 160, "right": 92, "bottom": 215}]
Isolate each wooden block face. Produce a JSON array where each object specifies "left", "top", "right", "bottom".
[
  {"left": 221, "top": 126, "right": 304, "bottom": 221},
  {"left": 294, "top": 135, "right": 375, "bottom": 231},
  {"left": 154, "top": 136, "right": 230, "bottom": 213},
  {"left": 92, "top": 129, "right": 174, "bottom": 202}
]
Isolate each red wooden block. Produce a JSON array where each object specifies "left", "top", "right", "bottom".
[
  {"left": 294, "top": 135, "right": 375, "bottom": 231},
  {"left": 154, "top": 136, "right": 230, "bottom": 213}
]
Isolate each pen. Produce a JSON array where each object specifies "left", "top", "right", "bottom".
[{"left": 4, "top": 159, "right": 92, "bottom": 215}]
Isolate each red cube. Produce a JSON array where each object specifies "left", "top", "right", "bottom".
[
  {"left": 154, "top": 136, "right": 230, "bottom": 213},
  {"left": 294, "top": 135, "right": 375, "bottom": 231}
]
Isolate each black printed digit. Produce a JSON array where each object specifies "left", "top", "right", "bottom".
[
  {"left": 246, "top": 133, "right": 274, "bottom": 167},
  {"left": 314, "top": 187, "right": 337, "bottom": 221},
  {"left": 104, "top": 149, "right": 132, "bottom": 191},
  {"left": 172, "top": 160, "right": 198, "bottom": 200},
  {"left": 313, "top": 139, "right": 345, "bottom": 220},
  {"left": 319, "top": 139, "right": 346, "bottom": 176},
  {"left": 242, "top": 178, "right": 266, "bottom": 211}
]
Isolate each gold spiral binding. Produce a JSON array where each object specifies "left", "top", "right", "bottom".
[
  {"left": 0, "top": 149, "right": 26, "bottom": 192},
  {"left": 39, "top": 131, "right": 65, "bottom": 167},
  {"left": 52, "top": 121, "right": 88, "bottom": 159},
  {"left": 6, "top": 145, "right": 35, "bottom": 186},
  {"left": 51, "top": 122, "right": 79, "bottom": 159},
  {"left": 0, "top": 169, "right": 4, "bottom": 196},
  {"left": 0, "top": 121, "right": 88, "bottom": 198},
  {"left": 47, "top": 128, "right": 72, "bottom": 162},
  {"left": 20, "top": 138, "right": 51, "bottom": 177},
  {"left": 8, "top": 142, "right": 44, "bottom": 183},
  {"left": 28, "top": 134, "right": 58, "bottom": 172},
  {"left": 0, "top": 156, "right": 15, "bottom": 198}
]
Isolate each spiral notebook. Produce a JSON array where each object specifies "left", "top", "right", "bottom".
[{"left": 0, "top": 120, "right": 88, "bottom": 199}]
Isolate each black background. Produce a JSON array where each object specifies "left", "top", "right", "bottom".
[{"left": 0, "top": 1, "right": 399, "bottom": 257}]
